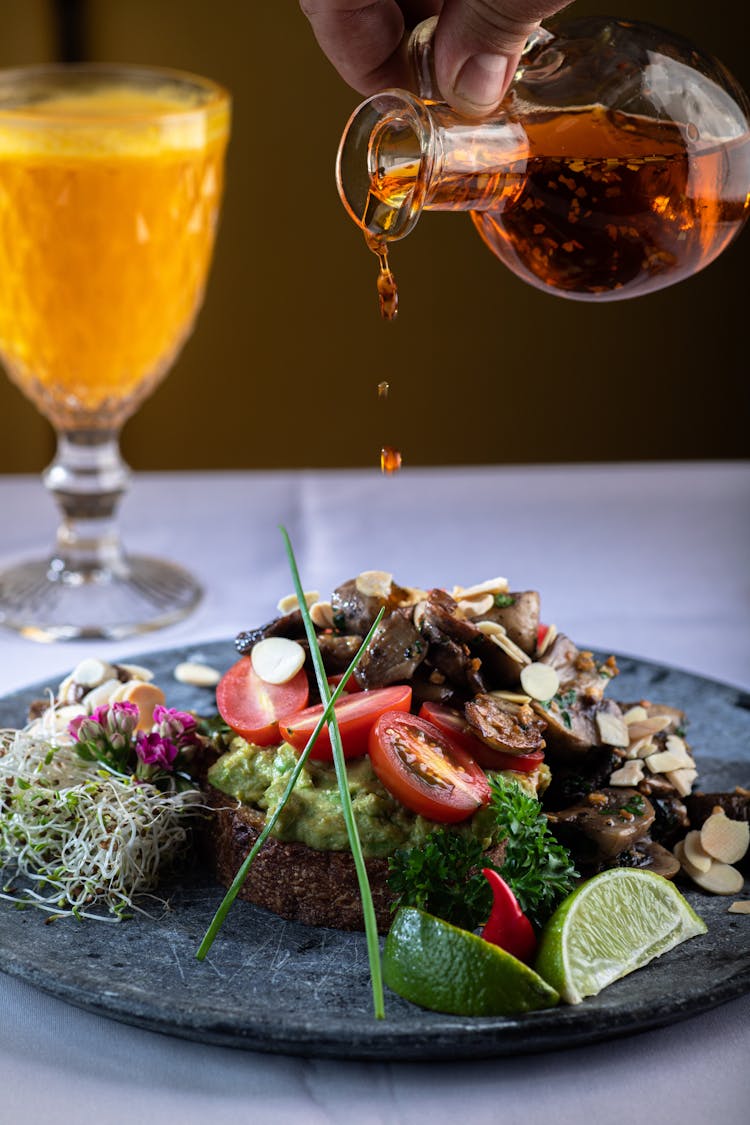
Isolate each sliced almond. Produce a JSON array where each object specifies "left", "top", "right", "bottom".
[
  {"left": 309, "top": 600, "right": 335, "bottom": 629},
  {"left": 457, "top": 593, "right": 495, "bottom": 618},
  {"left": 118, "top": 681, "right": 166, "bottom": 730},
  {"left": 117, "top": 662, "right": 154, "bottom": 682},
  {"left": 683, "top": 830, "right": 713, "bottom": 873},
  {"left": 476, "top": 620, "right": 506, "bottom": 637},
  {"left": 666, "top": 767, "right": 698, "bottom": 798},
  {"left": 392, "top": 586, "right": 428, "bottom": 608},
  {"left": 673, "top": 839, "right": 704, "bottom": 880},
  {"left": 536, "top": 623, "right": 557, "bottom": 657},
  {"left": 520, "top": 662, "right": 560, "bottom": 702},
  {"left": 251, "top": 637, "right": 306, "bottom": 686},
  {"left": 413, "top": 601, "right": 427, "bottom": 630},
  {"left": 487, "top": 630, "right": 531, "bottom": 666},
  {"left": 72, "top": 658, "right": 115, "bottom": 689},
  {"left": 595, "top": 710, "right": 630, "bottom": 749},
  {"left": 665, "top": 734, "right": 690, "bottom": 759},
  {"left": 686, "top": 861, "right": 744, "bottom": 896},
  {"left": 174, "top": 661, "right": 221, "bottom": 688},
  {"left": 626, "top": 714, "right": 673, "bottom": 741},
  {"left": 728, "top": 901, "right": 750, "bottom": 914},
  {"left": 84, "top": 678, "right": 124, "bottom": 711},
  {"left": 277, "top": 590, "right": 320, "bottom": 615},
  {"left": 489, "top": 690, "right": 532, "bottom": 705},
  {"left": 700, "top": 810, "right": 750, "bottom": 865},
  {"left": 623, "top": 705, "right": 649, "bottom": 725},
  {"left": 355, "top": 570, "right": 392, "bottom": 599},
  {"left": 451, "top": 577, "right": 509, "bottom": 599},
  {"left": 609, "top": 760, "right": 644, "bottom": 787},
  {"left": 645, "top": 747, "right": 693, "bottom": 773},
  {"left": 626, "top": 735, "right": 657, "bottom": 760}
]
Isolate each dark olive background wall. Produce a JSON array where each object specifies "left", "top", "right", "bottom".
[{"left": 0, "top": 0, "right": 748, "bottom": 473}]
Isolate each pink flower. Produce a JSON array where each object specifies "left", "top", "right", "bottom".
[{"left": 134, "top": 731, "right": 178, "bottom": 770}]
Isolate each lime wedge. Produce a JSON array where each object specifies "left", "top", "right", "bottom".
[
  {"left": 535, "top": 868, "right": 707, "bottom": 1004},
  {"left": 383, "top": 907, "right": 559, "bottom": 1016}
]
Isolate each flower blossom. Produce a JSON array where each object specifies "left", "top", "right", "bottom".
[{"left": 134, "top": 731, "right": 179, "bottom": 770}]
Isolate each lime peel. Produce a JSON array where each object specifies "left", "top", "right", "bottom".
[
  {"left": 383, "top": 906, "right": 559, "bottom": 1017},
  {"left": 535, "top": 868, "right": 707, "bottom": 1005}
]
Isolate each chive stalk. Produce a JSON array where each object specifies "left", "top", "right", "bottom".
[
  {"left": 280, "top": 527, "right": 386, "bottom": 1019},
  {"left": 196, "top": 580, "right": 386, "bottom": 980}
]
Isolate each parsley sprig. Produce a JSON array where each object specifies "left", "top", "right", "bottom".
[{"left": 388, "top": 777, "right": 577, "bottom": 932}]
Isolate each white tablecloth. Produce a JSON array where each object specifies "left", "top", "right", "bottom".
[{"left": 0, "top": 464, "right": 748, "bottom": 1124}]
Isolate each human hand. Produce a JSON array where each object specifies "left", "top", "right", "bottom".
[{"left": 301, "top": 1, "right": 572, "bottom": 115}]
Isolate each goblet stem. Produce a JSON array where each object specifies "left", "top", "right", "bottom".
[
  {"left": 0, "top": 430, "right": 202, "bottom": 642},
  {"left": 44, "top": 430, "right": 130, "bottom": 582}
]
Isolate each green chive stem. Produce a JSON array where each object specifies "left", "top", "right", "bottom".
[
  {"left": 195, "top": 596, "right": 385, "bottom": 964},
  {"left": 280, "top": 526, "right": 386, "bottom": 1020}
]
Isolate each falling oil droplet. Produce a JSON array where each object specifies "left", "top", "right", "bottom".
[
  {"left": 377, "top": 381, "right": 389, "bottom": 399},
  {"left": 376, "top": 250, "right": 398, "bottom": 320},
  {"left": 381, "top": 445, "right": 402, "bottom": 474}
]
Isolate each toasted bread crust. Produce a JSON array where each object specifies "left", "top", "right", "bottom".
[{"left": 204, "top": 785, "right": 396, "bottom": 931}]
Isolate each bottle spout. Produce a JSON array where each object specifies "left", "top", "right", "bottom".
[{"left": 336, "top": 91, "right": 436, "bottom": 245}]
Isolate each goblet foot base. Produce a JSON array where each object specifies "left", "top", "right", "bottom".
[{"left": 0, "top": 555, "right": 202, "bottom": 642}]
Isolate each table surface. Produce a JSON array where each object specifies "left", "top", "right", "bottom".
[{"left": 0, "top": 463, "right": 748, "bottom": 1125}]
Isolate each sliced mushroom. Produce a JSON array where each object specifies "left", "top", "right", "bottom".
[
  {"left": 464, "top": 694, "right": 546, "bottom": 756},
  {"left": 546, "top": 788, "right": 655, "bottom": 864},
  {"left": 354, "top": 608, "right": 427, "bottom": 689},
  {"left": 479, "top": 590, "right": 540, "bottom": 656}
]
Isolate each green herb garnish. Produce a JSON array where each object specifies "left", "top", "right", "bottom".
[
  {"left": 196, "top": 530, "right": 386, "bottom": 1020},
  {"left": 388, "top": 778, "right": 578, "bottom": 933},
  {"left": 621, "top": 793, "right": 645, "bottom": 816},
  {"left": 494, "top": 593, "right": 515, "bottom": 608}
]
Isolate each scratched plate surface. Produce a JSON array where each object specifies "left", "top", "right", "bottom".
[{"left": 0, "top": 640, "right": 748, "bottom": 1061}]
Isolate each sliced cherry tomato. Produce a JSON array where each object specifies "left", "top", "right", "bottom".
[
  {"left": 537, "top": 623, "right": 550, "bottom": 650},
  {"left": 368, "top": 712, "right": 491, "bottom": 823},
  {"left": 279, "top": 684, "right": 412, "bottom": 761},
  {"left": 418, "top": 702, "right": 545, "bottom": 773},
  {"left": 327, "top": 673, "right": 363, "bottom": 694},
  {"left": 216, "top": 657, "right": 309, "bottom": 746}
]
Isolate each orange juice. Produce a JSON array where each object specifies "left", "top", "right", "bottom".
[{"left": 0, "top": 80, "right": 229, "bottom": 427}]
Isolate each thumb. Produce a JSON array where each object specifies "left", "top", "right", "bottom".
[{"left": 433, "top": 0, "right": 567, "bottom": 115}]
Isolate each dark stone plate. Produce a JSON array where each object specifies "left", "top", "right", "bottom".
[{"left": 0, "top": 641, "right": 748, "bottom": 1060}]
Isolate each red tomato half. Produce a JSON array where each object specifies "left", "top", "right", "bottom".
[
  {"left": 369, "top": 712, "right": 491, "bottom": 822},
  {"left": 216, "top": 657, "right": 309, "bottom": 745},
  {"left": 327, "top": 673, "right": 363, "bottom": 694},
  {"left": 419, "top": 702, "right": 545, "bottom": 773},
  {"left": 279, "top": 684, "right": 412, "bottom": 761}
]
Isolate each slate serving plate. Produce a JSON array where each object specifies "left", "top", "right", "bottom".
[{"left": 0, "top": 640, "right": 748, "bottom": 1061}]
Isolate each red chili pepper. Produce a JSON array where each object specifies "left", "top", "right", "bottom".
[{"left": 480, "top": 869, "right": 537, "bottom": 964}]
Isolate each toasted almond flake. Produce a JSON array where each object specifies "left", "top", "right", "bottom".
[
  {"left": 451, "top": 577, "right": 509, "bottom": 599},
  {"left": 665, "top": 734, "right": 690, "bottom": 758},
  {"left": 686, "top": 861, "right": 744, "bottom": 896},
  {"left": 118, "top": 681, "right": 166, "bottom": 730},
  {"left": 457, "top": 593, "right": 495, "bottom": 618},
  {"left": 683, "top": 830, "right": 713, "bottom": 872},
  {"left": 393, "top": 586, "right": 427, "bottom": 607},
  {"left": 174, "top": 661, "right": 221, "bottom": 688},
  {"left": 476, "top": 620, "right": 506, "bottom": 637},
  {"left": 609, "top": 760, "right": 644, "bottom": 786},
  {"left": 673, "top": 839, "right": 705, "bottom": 880},
  {"left": 489, "top": 690, "right": 532, "bottom": 705},
  {"left": 645, "top": 748, "right": 693, "bottom": 773},
  {"left": 623, "top": 705, "right": 649, "bottom": 724},
  {"left": 595, "top": 710, "right": 630, "bottom": 749},
  {"left": 537, "top": 623, "right": 557, "bottom": 656},
  {"left": 117, "top": 663, "right": 154, "bottom": 682},
  {"left": 84, "top": 678, "right": 124, "bottom": 711},
  {"left": 665, "top": 767, "right": 698, "bottom": 798},
  {"left": 700, "top": 810, "right": 750, "bottom": 865},
  {"left": 277, "top": 590, "right": 320, "bottom": 615},
  {"left": 309, "top": 600, "right": 335, "bottom": 629},
  {"left": 629, "top": 736, "right": 657, "bottom": 760},
  {"left": 520, "top": 662, "right": 560, "bottom": 702},
  {"left": 487, "top": 631, "right": 531, "bottom": 666},
  {"left": 72, "top": 658, "right": 114, "bottom": 689},
  {"left": 626, "top": 715, "right": 674, "bottom": 741},
  {"left": 251, "top": 637, "right": 306, "bottom": 686},
  {"left": 355, "top": 570, "right": 393, "bottom": 599},
  {"left": 728, "top": 901, "right": 750, "bottom": 914},
  {"left": 413, "top": 601, "right": 427, "bottom": 630}
]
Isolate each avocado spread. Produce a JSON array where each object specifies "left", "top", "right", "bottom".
[{"left": 207, "top": 738, "right": 549, "bottom": 859}]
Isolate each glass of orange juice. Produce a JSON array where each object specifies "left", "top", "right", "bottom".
[{"left": 0, "top": 64, "right": 230, "bottom": 640}]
